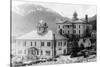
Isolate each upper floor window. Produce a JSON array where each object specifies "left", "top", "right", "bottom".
[
  {"left": 37, "top": 50, "right": 39, "bottom": 55},
  {"left": 31, "top": 42, "right": 32, "bottom": 46},
  {"left": 63, "top": 25, "right": 64, "bottom": 28},
  {"left": 58, "top": 25, "right": 60, "bottom": 28},
  {"left": 79, "top": 25, "right": 80, "bottom": 28},
  {"left": 24, "top": 41, "right": 26, "bottom": 46},
  {"left": 47, "top": 42, "right": 50, "bottom": 47},
  {"left": 58, "top": 48, "right": 62, "bottom": 50},
  {"left": 67, "top": 25, "right": 69, "bottom": 28},
  {"left": 79, "top": 30, "right": 80, "bottom": 34},
  {"left": 64, "top": 41, "right": 66, "bottom": 46},
  {"left": 41, "top": 42, "right": 44, "bottom": 46},
  {"left": 63, "top": 30, "right": 64, "bottom": 34},
  {"left": 73, "top": 30, "right": 76, "bottom": 33},
  {"left": 58, "top": 41, "right": 62, "bottom": 46},
  {"left": 73, "top": 25, "right": 76, "bottom": 28}
]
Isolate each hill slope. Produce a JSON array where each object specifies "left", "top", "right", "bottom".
[{"left": 12, "top": 4, "right": 64, "bottom": 37}]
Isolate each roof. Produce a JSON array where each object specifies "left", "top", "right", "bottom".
[
  {"left": 71, "top": 19, "right": 86, "bottom": 23},
  {"left": 56, "top": 18, "right": 87, "bottom": 24},
  {"left": 55, "top": 34, "right": 67, "bottom": 40},
  {"left": 16, "top": 30, "right": 53, "bottom": 40},
  {"left": 16, "top": 30, "right": 67, "bottom": 40}
]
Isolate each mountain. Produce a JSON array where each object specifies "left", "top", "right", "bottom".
[{"left": 12, "top": 4, "right": 64, "bottom": 38}]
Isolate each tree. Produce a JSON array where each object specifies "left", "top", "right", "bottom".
[{"left": 85, "top": 26, "right": 91, "bottom": 37}]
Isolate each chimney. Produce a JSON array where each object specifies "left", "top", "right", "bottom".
[
  {"left": 53, "top": 33, "right": 56, "bottom": 57},
  {"left": 85, "top": 14, "right": 88, "bottom": 23}
]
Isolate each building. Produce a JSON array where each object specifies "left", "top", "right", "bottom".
[
  {"left": 14, "top": 20, "right": 67, "bottom": 62},
  {"left": 56, "top": 12, "right": 92, "bottom": 38}
]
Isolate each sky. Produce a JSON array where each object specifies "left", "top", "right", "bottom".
[{"left": 12, "top": 0, "right": 97, "bottom": 18}]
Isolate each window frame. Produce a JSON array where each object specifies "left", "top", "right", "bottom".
[
  {"left": 41, "top": 42, "right": 44, "bottom": 46},
  {"left": 47, "top": 42, "right": 51, "bottom": 47}
]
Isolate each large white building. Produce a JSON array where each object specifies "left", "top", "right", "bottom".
[
  {"left": 56, "top": 12, "right": 92, "bottom": 37},
  {"left": 14, "top": 20, "right": 67, "bottom": 62}
]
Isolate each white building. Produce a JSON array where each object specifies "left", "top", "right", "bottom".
[
  {"left": 14, "top": 20, "right": 67, "bottom": 62},
  {"left": 56, "top": 12, "right": 92, "bottom": 37}
]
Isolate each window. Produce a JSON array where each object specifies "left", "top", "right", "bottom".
[
  {"left": 58, "top": 41, "right": 62, "bottom": 46},
  {"left": 61, "top": 42, "right": 62, "bottom": 46},
  {"left": 35, "top": 42, "right": 36, "bottom": 46},
  {"left": 31, "top": 42, "right": 32, "bottom": 46},
  {"left": 24, "top": 50, "right": 26, "bottom": 54},
  {"left": 63, "top": 26, "right": 64, "bottom": 28},
  {"left": 79, "top": 30, "right": 80, "bottom": 34},
  {"left": 73, "top": 30, "right": 76, "bottom": 33},
  {"left": 64, "top": 41, "right": 66, "bottom": 46},
  {"left": 63, "top": 30, "right": 64, "bottom": 34},
  {"left": 68, "top": 31, "right": 69, "bottom": 34},
  {"left": 58, "top": 25, "right": 60, "bottom": 28},
  {"left": 73, "top": 25, "right": 76, "bottom": 28},
  {"left": 45, "top": 51, "right": 50, "bottom": 56},
  {"left": 41, "top": 50, "right": 43, "bottom": 55},
  {"left": 58, "top": 42, "right": 60, "bottom": 46},
  {"left": 47, "top": 42, "right": 50, "bottom": 47},
  {"left": 58, "top": 48, "right": 62, "bottom": 50},
  {"left": 24, "top": 41, "right": 26, "bottom": 46},
  {"left": 37, "top": 50, "right": 39, "bottom": 55},
  {"left": 79, "top": 25, "right": 80, "bottom": 28},
  {"left": 68, "top": 25, "right": 69, "bottom": 28},
  {"left": 41, "top": 42, "right": 44, "bottom": 46}
]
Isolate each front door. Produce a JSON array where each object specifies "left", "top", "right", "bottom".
[{"left": 27, "top": 47, "right": 38, "bottom": 60}]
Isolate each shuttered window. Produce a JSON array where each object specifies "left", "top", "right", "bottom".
[
  {"left": 41, "top": 42, "right": 44, "bottom": 46},
  {"left": 47, "top": 42, "right": 50, "bottom": 47}
]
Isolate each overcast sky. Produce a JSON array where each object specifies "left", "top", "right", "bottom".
[{"left": 12, "top": 0, "right": 97, "bottom": 18}]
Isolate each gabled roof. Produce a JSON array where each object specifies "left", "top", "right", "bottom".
[
  {"left": 55, "top": 34, "right": 67, "bottom": 40},
  {"left": 70, "top": 19, "right": 86, "bottom": 23},
  {"left": 56, "top": 18, "right": 87, "bottom": 24},
  {"left": 16, "top": 30, "right": 67, "bottom": 40},
  {"left": 16, "top": 30, "right": 53, "bottom": 40}
]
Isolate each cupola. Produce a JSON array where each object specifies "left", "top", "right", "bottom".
[
  {"left": 72, "top": 11, "right": 78, "bottom": 20},
  {"left": 37, "top": 20, "right": 48, "bottom": 35}
]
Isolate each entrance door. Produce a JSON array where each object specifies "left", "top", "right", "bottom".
[{"left": 27, "top": 47, "right": 38, "bottom": 60}]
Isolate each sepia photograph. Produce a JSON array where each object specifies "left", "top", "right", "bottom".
[{"left": 11, "top": 0, "right": 97, "bottom": 67}]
